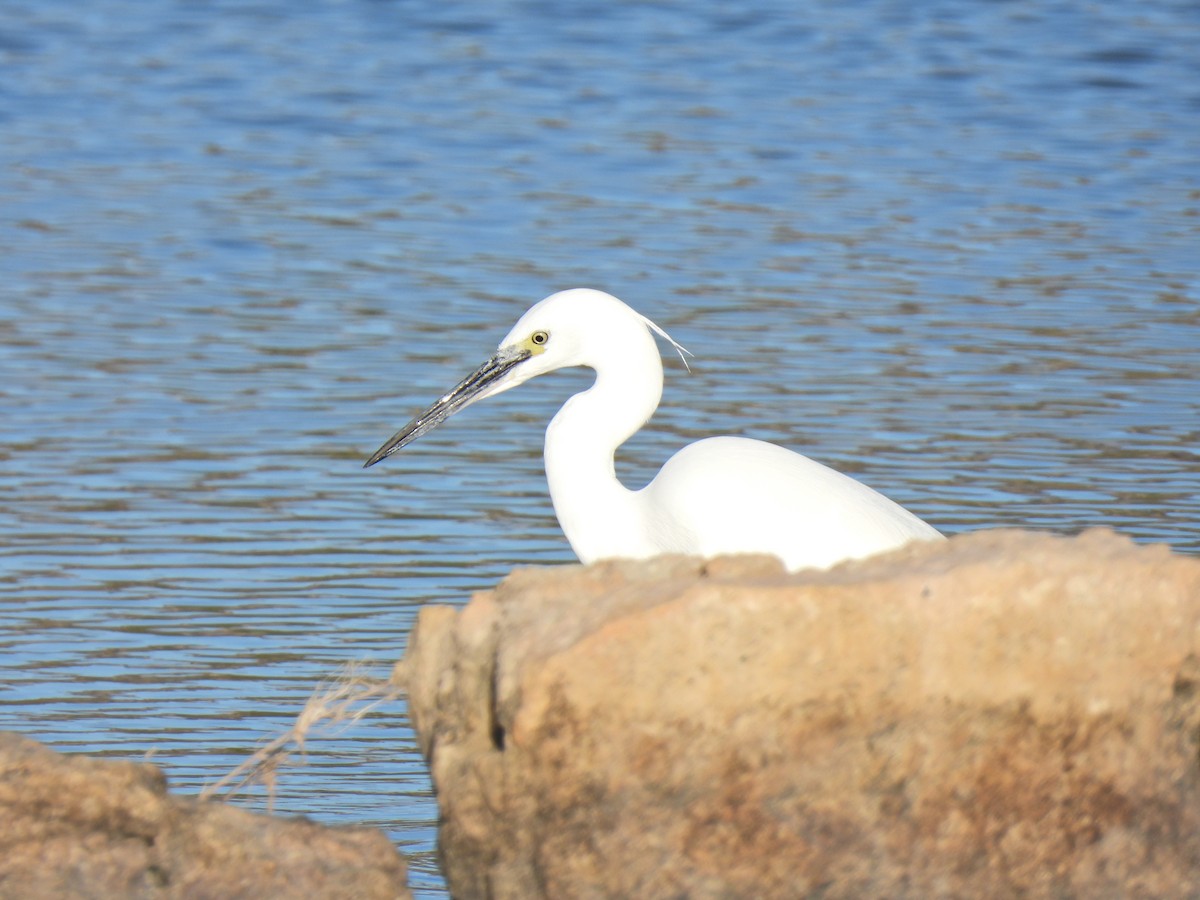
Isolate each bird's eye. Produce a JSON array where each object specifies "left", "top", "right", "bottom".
[{"left": 531, "top": 331, "right": 549, "bottom": 345}]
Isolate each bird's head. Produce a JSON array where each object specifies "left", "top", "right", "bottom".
[{"left": 363, "top": 288, "right": 687, "bottom": 467}]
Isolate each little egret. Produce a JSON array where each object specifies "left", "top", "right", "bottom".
[{"left": 365, "top": 289, "right": 943, "bottom": 570}]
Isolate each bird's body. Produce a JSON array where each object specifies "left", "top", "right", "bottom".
[
  {"left": 559, "top": 436, "right": 940, "bottom": 570},
  {"left": 367, "top": 289, "right": 943, "bottom": 571}
]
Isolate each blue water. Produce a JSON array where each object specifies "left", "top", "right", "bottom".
[{"left": 2, "top": 1, "right": 1198, "bottom": 894}]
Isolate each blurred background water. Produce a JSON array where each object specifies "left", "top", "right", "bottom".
[{"left": 1, "top": 0, "right": 1197, "bottom": 894}]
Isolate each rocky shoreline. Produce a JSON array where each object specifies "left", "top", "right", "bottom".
[{"left": 6, "top": 528, "right": 1200, "bottom": 898}]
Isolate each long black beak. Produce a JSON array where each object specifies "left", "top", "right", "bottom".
[{"left": 363, "top": 346, "right": 531, "bottom": 468}]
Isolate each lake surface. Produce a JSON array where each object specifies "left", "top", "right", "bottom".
[{"left": 2, "top": 0, "right": 1198, "bottom": 894}]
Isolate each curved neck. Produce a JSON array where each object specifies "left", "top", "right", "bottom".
[{"left": 543, "top": 336, "right": 663, "bottom": 564}]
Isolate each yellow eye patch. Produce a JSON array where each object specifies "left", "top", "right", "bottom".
[{"left": 524, "top": 330, "right": 550, "bottom": 354}]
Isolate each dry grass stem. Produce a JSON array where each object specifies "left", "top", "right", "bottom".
[{"left": 201, "top": 660, "right": 408, "bottom": 807}]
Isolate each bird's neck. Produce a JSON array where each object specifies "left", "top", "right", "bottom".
[{"left": 543, "top": 350, "right": 664, "bottom": 564}]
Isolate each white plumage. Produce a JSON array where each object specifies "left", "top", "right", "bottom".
[{"left": 366, "top": 288, "right": 943, "bottom": 570}]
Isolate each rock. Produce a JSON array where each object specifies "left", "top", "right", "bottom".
[
  {"left": 403, "top": 528, "right": 1200, "bottom": 899},
  {"left": 0, "top": 731, "right": 411, "bottom": 900}
]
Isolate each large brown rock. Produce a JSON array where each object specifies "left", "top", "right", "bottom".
[
  {"left": 403, "top": 528, "right": 1200, "bottom": 899},
  {"left": 0, "top": 731, "right": 411, "bottom": 899}
]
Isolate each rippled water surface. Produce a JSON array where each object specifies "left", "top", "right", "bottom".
[{"left": 2, "top": 0, "right": 1198, "bottom": 894}]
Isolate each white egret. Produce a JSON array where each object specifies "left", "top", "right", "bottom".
[{"left": 365, "top": 288, "right": 943, "bottom": 570}]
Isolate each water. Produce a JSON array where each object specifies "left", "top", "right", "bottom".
[{"left": 2, "top": 0, "right": 1197, "bottom": 894}]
